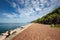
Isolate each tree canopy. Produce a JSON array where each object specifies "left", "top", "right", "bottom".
[{"left": 32, "top": 7, "right": 60, "bottom": 24}]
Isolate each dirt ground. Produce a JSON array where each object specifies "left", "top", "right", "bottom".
[{"left": 11, "top": 23, "right": 60, "bottom": 40}]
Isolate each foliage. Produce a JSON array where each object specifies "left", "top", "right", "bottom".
[
  {"left": 32, "top": 7, "right": 60, "bottom": 24},
  {"left": 51, "top": 24, "right": 60, "bottom": 28}
]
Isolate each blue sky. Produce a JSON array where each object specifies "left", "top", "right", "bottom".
[{"left": 0, "top": 0, "right": 60, "bottom": 23}]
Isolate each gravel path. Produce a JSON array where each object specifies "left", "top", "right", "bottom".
[{"left": 12, "top": 23, "right": 60, "bottom": 40}]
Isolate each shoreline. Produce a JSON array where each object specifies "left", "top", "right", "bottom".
[
  {"left": 11, "top": 23, "right": 60, "bottom": 40},
  {"left": 0, "top": 23, "right": 33, "bottom": 40},
  {"left": 1, "top": 23, "right": 60, "bottom": 40},
  {"left": 5, "top": 23, "right": 33, "bottom": 40}
]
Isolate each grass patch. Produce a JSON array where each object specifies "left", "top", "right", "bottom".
[{"left": 51, "top": 24, "right": 60, "bottom": 28}]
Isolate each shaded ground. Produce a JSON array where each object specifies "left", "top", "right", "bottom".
[{"left": 12, "top": 23, "right": 60, "bottom": 40}]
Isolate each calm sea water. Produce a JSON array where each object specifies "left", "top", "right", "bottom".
[{"left": 0, "top": 23, "right": 29, "bottom": 34}]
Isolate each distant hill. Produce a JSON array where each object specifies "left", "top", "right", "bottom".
[{"left": 32, "top": 7, "right": 60, "bottom": 24}]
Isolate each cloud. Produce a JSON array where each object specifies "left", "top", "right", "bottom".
[
  {"left": 12, "top": 2, "right": 17, "bottom": 8},
  {"left": 5, "top": 0, "right": 60, "bottom": 18},
  {"left": 4, "top": 0, "right": 60, "bottom": 23},
  {"left": 6, "top": 0, "right": 59, "bottom": 9},
  {"left": 3, "top": 13, "right": 18, "bottom": 18}
]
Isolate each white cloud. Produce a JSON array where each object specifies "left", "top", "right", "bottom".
[
  {"left": 4, "top": 0, "right": 60, "bottom": 23},
  {"left": 3, "top": 13, "right": 18, "bottom": 18},
  {"left": 6, "top": 0, "right": 59, "bottom": 18},
  {"left": 12, "top": 2, "right": 17, "bottom": 8},
  {"left": 18, "top": 0, "right": 25, "bottom": 4}
]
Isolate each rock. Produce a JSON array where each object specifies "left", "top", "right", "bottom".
[
  {"left": 0, "top": 35, "right": 6, "bottom": 40},
  {"left": 2, "top": 31, "right": 8, "bottom": 36}
]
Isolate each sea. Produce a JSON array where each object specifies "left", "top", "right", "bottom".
[{"left": 0, "top": 23, "right": 29, "bottom": 34}]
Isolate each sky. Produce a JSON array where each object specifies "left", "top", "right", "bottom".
[{"left": 0, "top": 0, "right": 60, "bottom": 23}]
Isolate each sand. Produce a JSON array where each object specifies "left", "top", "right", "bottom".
[
  {"left": 11, "top": 23, "right": 60, "bottom": 40},
  {"left": 5, "top": 23, "right": 33, "bottom": 40}
]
